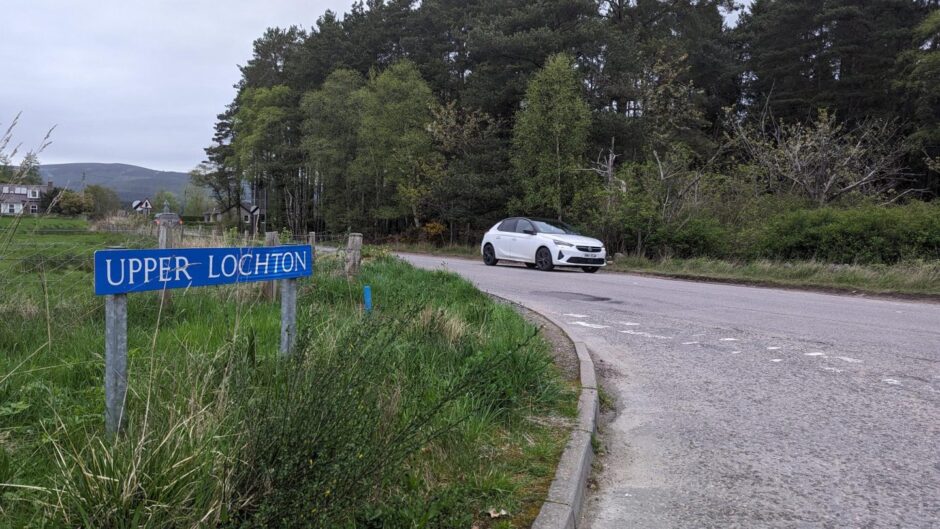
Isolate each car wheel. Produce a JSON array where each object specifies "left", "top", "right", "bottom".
[
  {"left": 483, "top": 244, "right": 498, "bottom": 266},
  {"left": 535, "top": 247, "right": 554, "bottom": 271},
  {"left": 582, "top": 267, "right": 599, "bottom": 273},
  {"left": 525, "top": 263, "right": 536, "bottom": 269}
]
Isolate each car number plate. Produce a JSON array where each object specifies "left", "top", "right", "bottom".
[{"left": 584, "top": 253, "right": 597, "bottom": 258}]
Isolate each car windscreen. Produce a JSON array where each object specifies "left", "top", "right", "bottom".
[{"left": 531, "top": 219, "right": 579, "bottom": 235}]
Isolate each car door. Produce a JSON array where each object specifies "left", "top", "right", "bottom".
[
  {"left": 492, "top": 218, "right": 517, "bottom": 259},
  {"left": 513, "top": 219, "right": 540, "bottom": 261}
]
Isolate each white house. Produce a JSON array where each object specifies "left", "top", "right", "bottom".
[{"left": 0, "top": 182, "right": 53, "bottom": 216}]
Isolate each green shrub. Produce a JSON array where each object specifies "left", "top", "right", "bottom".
[
  {"left": 651, "top": 217, "right": 731, "bottom": 259},
  {"left": 755, "top": 202, "right": 940, "bottom": 264}
]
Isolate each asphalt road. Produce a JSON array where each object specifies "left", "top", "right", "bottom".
[{"left": 400, "top": 254, "right": 940, "bottom": 529}]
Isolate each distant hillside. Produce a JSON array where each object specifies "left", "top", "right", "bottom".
[{"left": 38, "top": 163, "right": 190, "bottom": 203}]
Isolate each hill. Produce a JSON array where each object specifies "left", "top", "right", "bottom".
[{"left": 38, "top": 163, "right": 190, "bottom": 203}]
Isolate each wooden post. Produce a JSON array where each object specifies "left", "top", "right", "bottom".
[
  {"left": 307, "top": 231, "right": 316, "bottom": 262},
  {"left": 264, "top": 231, "right": 279, "bottom": 300},
  {"left": 157, "top": 218, "right": 175, "bottom": 307},
  {"left": 345, "top": 233, "right": 363, "bottom": 277},
  {"left": 104, "top": 294, "right": 128, "bottom": 437}
]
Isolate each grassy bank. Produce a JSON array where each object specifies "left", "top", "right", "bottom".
[
  {"left": 1, "top": 219, "right": 576, "bottom": 528},
  {"left": 373, "top": 243, "right": 940, "bottom": 297},
  {"left": 607, "top": 256, "right": 940, "bottom": 297}
]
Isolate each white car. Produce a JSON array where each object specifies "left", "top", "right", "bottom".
[{"left": 481, "top": 217, "right": 607, "bottom": 273}]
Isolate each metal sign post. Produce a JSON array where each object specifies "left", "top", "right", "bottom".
[
  {"left": 280, "top": 278, "right": 297, "bottom": 357},
  {"left": 95, "top": 244, "right": 313, "bottom": 435},
  {"left": 104, "top": 293, "right": 127, "bottom": 437}
]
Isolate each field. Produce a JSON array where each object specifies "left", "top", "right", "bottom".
[{"left": 0, "top": 217, "right": 576, "bottom": 528}]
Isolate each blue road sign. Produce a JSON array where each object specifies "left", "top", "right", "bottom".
[{"left": 94, "top": 245, "right": 312, "bottom": 295}]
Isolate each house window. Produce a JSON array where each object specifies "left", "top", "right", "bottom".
[
  {"left": 30, "top": 204, "right": 38, "bottom": 214},
  {"left": 6, "top": 204, "right": 14, "bottom": 214},
  {"left": 15, "top": 187, "right": 26, "bottom": 194},
  {"left": 624, "top": 100, "right": 643, "bottom": 118},
  {"left": 2, "top": 186, "right": 8, "bottom": 194},
  {"left": 28, "top": 189, "right": 39, "bottom": 199}
]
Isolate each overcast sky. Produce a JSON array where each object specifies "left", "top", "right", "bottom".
[
  {"left": 2, "top": 0, "right": 354, "bottom": 172},
  {"left": 3, "top": 1, "right": 750, "bottom": 173}
]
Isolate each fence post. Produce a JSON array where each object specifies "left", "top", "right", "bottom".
[
  {"left": 345, "top": 233, "right": 363, "bottom": 277},
  {"left": 264, "top": 231, "right": 279, "bottom": 300},
  {"left": 308, "top": 231, "right": 316, "bottom": 257},
  {"left": 155, "top": 203, "right": 180, "bottom": 307},
  {"left": 104, "top": 293, "right": 128, "bottom": 437},
  {"left": 157, "top": 221, "right": 173, "bottom": 307}
]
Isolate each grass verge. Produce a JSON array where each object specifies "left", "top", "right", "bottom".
[
  {"left": 1, "top": 219, "right": 576, "bottom": 528},
  {"left": 607, "top": 256, "right": 940, "bottom": 297},
  {"left": 372, "top": 243, "right": 940, "bottom": 298}
]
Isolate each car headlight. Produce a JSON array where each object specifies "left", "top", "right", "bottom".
[{"left": 553, "top": 240, "right": 574, "bottom": 247}]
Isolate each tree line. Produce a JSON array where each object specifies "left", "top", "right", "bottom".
[{"left": 197, "top": 0, "right": 940, "bottom": 256}]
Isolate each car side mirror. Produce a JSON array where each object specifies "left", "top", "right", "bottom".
[{"left": 522, "top": 229, "right": 536, "bottom": 235}]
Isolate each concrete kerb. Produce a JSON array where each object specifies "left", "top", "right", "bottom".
[
  {"left": 484, "top": 294, "right": 599, "bottom": 529},
  {"left": 533, "top": 335, "right": 599, "bottom": 529}
]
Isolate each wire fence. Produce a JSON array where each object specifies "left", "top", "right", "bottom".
[{"left": 0, "top": 215, "right": 358, "bottom": 341}]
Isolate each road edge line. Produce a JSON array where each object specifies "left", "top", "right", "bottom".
[{"left": 487, "top": 293, "right": 598, "bottom": 529}]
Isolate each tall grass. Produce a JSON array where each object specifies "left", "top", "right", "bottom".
[{"left": 1, "top": 239, "right": 574, "bottom": 528}]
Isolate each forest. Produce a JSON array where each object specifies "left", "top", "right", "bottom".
[{"left": 195, "top": 0, "right": 940, "bottom": 262}]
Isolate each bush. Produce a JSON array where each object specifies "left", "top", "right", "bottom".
[
  {"left": 755, "top": 202, "right": 940, "bottom": 264},
  {"left": 650, "top": 217, "right": 731, "bottom": 259}
]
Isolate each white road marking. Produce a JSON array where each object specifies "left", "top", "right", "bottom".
[
  {"left": 569, "top": 321, "right": 609, "bottom": 329},
  {"left": 767, "top": 346, "right": 782, "bottom": 350},
  {"left": 805, "top": 352, "right": 826, "bottom": 356},
  {"left": 883, "top": 378, "right": 901, "bottom": 385},
  {"left": 730, "top": 351, "right": 742, "bottom": 354},
  {"left": 822, "top": 367, "right": 843, "bottom": 373},
  {"left": 618, "top": 321, "right": 641, "bottom": 326},
  {"left": 771, "top": 359, "right": 783, "bottom": 362},
  {"left": 835, "top": 356, "right": 862, "bottom": 363},
  {"left": 692, "top": 333, "right": 706, "bottom": 337},
  {"left": 720, "top": 338, "right": 739, "bottom": 341},
  {"left": 620, "top": 330, "right": 672, "bottom": 339},
  {"left": 682, "top": 341, "right": 700, "bottom": 345},
  {"left": 564, "top": 313, "right": 588, "bottom": 318}
]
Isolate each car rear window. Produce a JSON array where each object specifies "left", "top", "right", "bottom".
[{"left": 498, "top": 218, "right": 517, "bottom": 232}]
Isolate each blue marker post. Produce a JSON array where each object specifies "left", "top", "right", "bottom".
[{"left": 363, "top": 285, "right": 373, "bottom": 313}]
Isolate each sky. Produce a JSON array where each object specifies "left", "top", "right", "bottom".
[
  {"left": 2, "top": 0, "right": 355, "bottom": 172},
  {"left": 3, "top": 1, "right": 751, "bottom": 173}
]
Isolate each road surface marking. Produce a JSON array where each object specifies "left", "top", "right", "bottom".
[
  {"left": 730, "top": 351, "right": 742, "bottom": 354},
  {"left": 564, "top": 313, "right": 588, "bottom": 318},
  {"left": 835, "top": 356, "right": 862, "bottom": 363},
  {"left": 805, "top": 352, "right": 826, "bottom": 356},
  {"left": 771, "top": 359, "right": 783, "bottom": 362},
  {"left": 720, "top": 338, "right": 739, "bottom": 341},
  {"left": 620, "top": 330, "right": 672, "bottom": 339},
  {"left": 618, "top": 321, "right": 641, "bottom": 326},
  {"left": 883, "top": 378, "right": 901, "bottom": 385},
  {"left": 682, "top": 341, "right": 699, "bottom": 345},
  {"left": 822, "top": 367, "right": 843, "bottom": 373},
  {"left": 767, "top": 346, "right": 782, "bottom": 350},
  {"left": 569, "top": 321, "right": 609, "bottom": 329}
]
